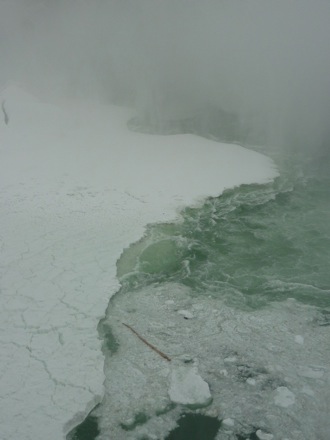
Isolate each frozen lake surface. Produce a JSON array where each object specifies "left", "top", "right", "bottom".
[{"left": 0, "top": 85, "right": 277, "bottom": 440}]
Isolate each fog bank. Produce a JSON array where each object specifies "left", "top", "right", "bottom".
[{"left": 1, "top": 0, "right": 330, "bottom": 150}]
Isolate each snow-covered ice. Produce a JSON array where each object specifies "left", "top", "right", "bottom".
[
  {"left": 273, "top": 387, "right": 295, "bottom": 408},
  {"left": 0, "top": 85, "right": 278, "bottom": 439},
  {"left": 168, "top": 365, "right": 212, "bottom": 407},
  {"left": 222, "top": 418, "right": 235, "bottom": 427},
  {"left": 177, "top": 310, "right": 194, "bottom": 319},
  {"left": 99, "top": 282, "right": 329, "bottom": 439},
  {"left": 256, "top": 429, "right": 274, "bottom": 440},
  {"left": 294, "top": 335, "right": 304, "bottom": 345}
]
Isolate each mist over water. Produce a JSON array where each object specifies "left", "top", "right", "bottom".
[{"left": 1, "top": 0, "right": 330, "bottom": 152}]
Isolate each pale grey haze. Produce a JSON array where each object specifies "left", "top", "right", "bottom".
[{"left": 1, "top": 0, "right": 330, "bottom": 150}]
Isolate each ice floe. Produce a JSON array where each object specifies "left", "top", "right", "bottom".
[
  {"left": 168, "top": 364, "right": 212, "bottom": 407},
  {"left": 273, "top": 387, "right": 295, "bottom": 408}
]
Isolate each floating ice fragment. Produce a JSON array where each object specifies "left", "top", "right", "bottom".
[
  {"left": 224, "top": 356, "right": 237, "bottom": 363},
  {"left": 256, "top": 429, "right": 274, "bottom": 440},
  {"left": 178, "top": 354, "right": 194, "bottom": 364},
  {"left": 301, "top": 385, "right": 315, "bottom": 396},
  {"left": 246, "top": 378, "right": 256, "bottom": 386},
  {"left": 177, "top": 310, "right": 194, "bottom": 319},
  {"left": 168, "top": 366, "right": 212, "bottom": 408},
  {"left": 205, "top": 409, "right": 218, "bottom": 418},
  {"left": 274, "top": 387, "right": 295, "bottom": 407},
  {"left": 223, "top": 418, "right": 235, "bottom": 427},
  {"left": 165, "top": 300, "right": 175, "bottom": 305},
  {"left": 294, "top": 335, "right": 304, "bottom": 345},
  {"left": 266, "top": 343, "right": 281, "bottom": 353}
]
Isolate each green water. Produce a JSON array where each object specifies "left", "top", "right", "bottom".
[
  {"left": 67, "top": 406, "right": 100, "bottom": 440},
  {"left": 119, "top": 161, "right": 330, "bottom": 311},
  {"left": 165, "top": 413, "right": 222, "bottom": 440}
]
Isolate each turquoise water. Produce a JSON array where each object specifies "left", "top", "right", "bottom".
[{"left": 68, "top": 150, "right": 330, "bottom": 439}]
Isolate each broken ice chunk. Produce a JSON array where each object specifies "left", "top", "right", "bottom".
[
  {"left": 222, "top": 418, "right": 235, "bottom": 427},
  {"left": 274, "top": 387, "right": 295, "bottom": 407},
  {"left": 298, "top": 365, "right": 325, "bottom": 379},
  {"left": 294, "top": 335, "right": 304, "bottom": 345},
  {"left": 224, "top": 356, "right": 237, "bottom": 363},
  {"left": 256, "top": 429, "right": 274, "bottom": 440},
  {"left": 177, "top": 310, "right": 194, "bottom": 319},
  {"left": 168, "top": 366, "right": 212, "bottom": 408}
]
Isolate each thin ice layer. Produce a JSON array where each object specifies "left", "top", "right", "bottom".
[{"left": 0, "top": 85, "right": 278, "bottom": 440}]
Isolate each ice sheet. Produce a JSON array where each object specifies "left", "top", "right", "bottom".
[{"left": 0, "top": 85, "right": 278, "bottom": 440}]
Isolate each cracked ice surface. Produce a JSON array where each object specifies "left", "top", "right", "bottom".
[{"left": 0, "top": 85, "right": 278, "bottom": 440}]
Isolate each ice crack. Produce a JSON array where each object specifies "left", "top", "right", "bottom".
[
  {"left": 27, "top": 344, "right": 95, "bottom": 396},
  {"left": 2, "top": 100, "right": 9, "bottom": 125}
]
